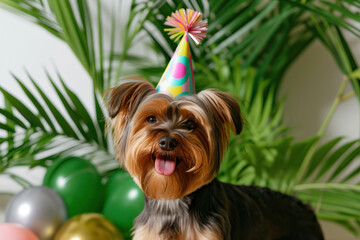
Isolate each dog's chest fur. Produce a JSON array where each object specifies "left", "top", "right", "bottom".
[
  {"left": 133, "top": 196, "right": 222, "bottom": 240},
  {"left": 132, "top": 179, "right": 324, "bottom": 240}
]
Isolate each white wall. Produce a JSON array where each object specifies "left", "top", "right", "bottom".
[{"left": 280, "top": 39, "right": 360, "bottom": 142}]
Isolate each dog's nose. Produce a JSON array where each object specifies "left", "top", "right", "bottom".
[{"left": 158, "top": 136, "right": 178, "bottom": 151}]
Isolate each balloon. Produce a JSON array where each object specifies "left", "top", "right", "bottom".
[
  {"left": 54, "top": 213, "right": 123, "bottom": 240},
  {"left": 0, "top": 223, "right": 39, "bottom": 240},
  {"left": 43, "top": 156, "right": 104, "bottom": 217},
  {"left": 102, "top": 170, "right": 144, "bottom": 238},
  {"left": 5, "top": 186, "right": 67, "bottom": 240}
]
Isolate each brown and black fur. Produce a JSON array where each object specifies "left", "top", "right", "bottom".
[{"left": 108, "top": 78, "right": 324, "bottom": 240}]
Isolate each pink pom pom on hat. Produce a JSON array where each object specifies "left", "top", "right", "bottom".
[{"left": 156, "top": 9, "right": 208, "bottom": 98}]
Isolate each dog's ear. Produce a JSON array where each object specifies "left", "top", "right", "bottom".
[
  {"left": 108, "top": 79, "right": 156, "bottom": 118},
  {"left": 198, "top": 89, "right": 242, "bottom": 135}
]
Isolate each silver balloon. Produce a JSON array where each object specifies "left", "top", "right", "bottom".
[{"left": 5, "top": 186, "right": 67, "bottom": 240}]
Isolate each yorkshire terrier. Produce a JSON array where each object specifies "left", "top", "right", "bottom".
[{"left": 108, "top": 79, "right": 324, "bottom": 240}]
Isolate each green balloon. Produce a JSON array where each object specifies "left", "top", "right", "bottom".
[
  {"left": 102, "top": 170, "right": 144, "bottom": 238},
  {"left": 43, "top": 157, "right": 104, "bottom": 218}
]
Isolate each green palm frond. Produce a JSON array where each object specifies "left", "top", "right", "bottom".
[
  {"left": 0, "top": 0, "right": 109, "bottom": 91},
  {"left": 2, "top": 1, "right": 359, "bottom": 100},
  {"left": 215, "top": 63, "right": 289, "bottom": 186},
  {"left": 219, "top": 133, "right": 360, "bottom": 234},
  {"left": 297, "top": 188, "right": 360, "bottom": 236},
  {"left": 0, "top": 72, "right": 116, "bottom": 177},
  {"left": 0, "top": 0, "right": 162, "bottom": 92},
  {"left": 224, "top": 133, "right": 360, "bottom": 192},
  {"left": 278, "top": 137, "right": 360, "bottom": 232},
  {"left": 309, "top": 17, "right": 360, "bottom": 101},
  {"left": 0, "top": 0, "right": 60, "bottom": 37},
  {"left": 141, "top": 0, "right": 360, "bottom": 101},
  {"left": 303, "top": 138, "right": 360, "bottom": 183}
]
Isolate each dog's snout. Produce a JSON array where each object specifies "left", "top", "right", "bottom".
[{"left": 158, "top": 136, "right": 178, "bottom": 151}]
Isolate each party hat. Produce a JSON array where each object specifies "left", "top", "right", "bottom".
[{"left": 156, "top": 9, "right": 208, "bottom": 98}]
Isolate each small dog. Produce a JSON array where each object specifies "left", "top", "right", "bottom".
[{"left": 108, "top": 79, "right": 324, "bottom": 240}]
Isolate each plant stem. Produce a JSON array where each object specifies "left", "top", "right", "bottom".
[
  {"left": 4, "top": 98, "right": 14, "bottom": 149},
  {"left": 340, "top": 91, "right": 355, "bottom": 102},
  {"left": 1, "top": 173, "right": 33, "bottom": 189},
  {"left": 295, "top": 76, "right": 352, "bottom": 184},
  {"left": 113, "top": 1, "right": 155, "bottom": 84},
  {"left": 317, "top": 76, "right": 349, "bottom": 135},
  {"left": 294, "top": 183, "right": 360, "bottom": 192}
]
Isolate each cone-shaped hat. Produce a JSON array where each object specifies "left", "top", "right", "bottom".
[{"left": 156, "top": 9, "right": 207, "bottom": 98}]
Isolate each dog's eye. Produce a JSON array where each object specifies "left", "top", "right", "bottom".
[
  {"left": 185, "top": 120, "right": 196, "bottom": 130},
  {"left": 146, "top": 115, "right": 157, "bottom": 124}
]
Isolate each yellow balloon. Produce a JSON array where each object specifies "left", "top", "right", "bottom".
[{"left": 54, "top": 213, "right": 124, "bottom": 240}]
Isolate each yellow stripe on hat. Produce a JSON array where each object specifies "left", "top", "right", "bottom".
[
  {"left": 167, "top": 85, "right": 183, "bottom": 97},
  {"left": 176, "top": 36, "right": 190, "bottom": 57}
]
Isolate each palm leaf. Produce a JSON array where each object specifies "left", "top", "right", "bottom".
[
  {"left": 0, "top": 108, "right": 27, "bottom": 129},
  {"left": 0, "top": 87, "right": 46, "bottom": 131},
  {"left": 293, "top": 137, "right": 360, "bottom": 234},
  {"left": 216, "top": 65, "right": 290, "bottom": 188},
  {"left": 12, "top": 73, "right": 57, "bottom": 132},
  {"left": 140, "top": 0, "right": 360, "bottom": 102},
  {"left": 305, "top": 139, "right": 360, "bottom": 182},
  {"left": 0, "top": 72, "right": 116, "bottom": 176},
  {"left": 0, "top": 0, "right": 60, "bottom": 37},
  {"left": 296, "top": 187, "right": 360, "bottom": 236},
  {"left": 0, "top": 0, "right": 148, "bottom": 93}
]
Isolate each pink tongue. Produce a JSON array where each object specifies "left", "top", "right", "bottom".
[{"left": 155, "top": 157, "right": 176, "bottom": 176}]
